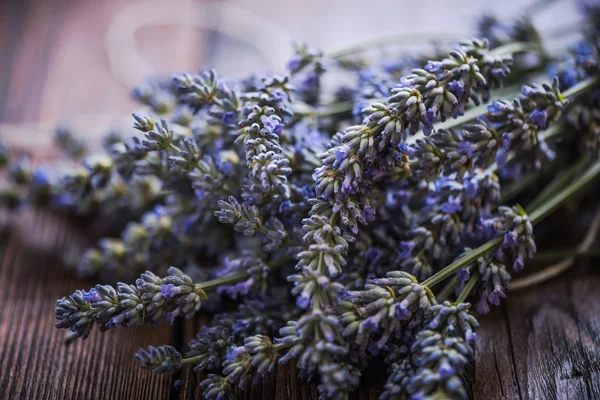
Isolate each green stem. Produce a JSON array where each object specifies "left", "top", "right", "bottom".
[
  {"left": 325, "top": 32, "right": 457, "bottom": 58},
  {"left": 488, "top": 42, "right": 541, "bottom": 57},
  {"left": 423, "top": 161, "right": 600, "bottom": 288},
  {"left": 273, "top": 342, "right": 293, "bottom": 352},
  {"left": 455, "top": 272, "right": 480, "bottom": 304},
  {"left": 533, "top": 248, "right": 600, "bottom": 262},
  {"left": 312, "top": 100, "right": 355, "bottom": 118},
  {"left": 195, "top": 271, "right": 249, "bottom": 291},
  {"left": 529, "top": 162, "right": 600, "bottom": 225},
  {"left": 437, "top": 278, "right": 460, "bottom": 301},
  {"left": 562, "top": 76, "right": 600, "bottom": 99},
  {"left": 527, "top": 155, "right": 589, "bottom": 211},
  {"left": 423, "top": 235, "right": 502, "bottom": 288}
]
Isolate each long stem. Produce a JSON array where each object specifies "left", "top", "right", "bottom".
[
  {"left": 529, "top": 162, "right": 600, "bottom": 224},
  {"left": 563, "top": 76, "right": 600, "bottom": 99},
  {"left": 455, "top": 273, "right": 480, "bottom": 304},
  {"left": 196, "top": 271, "right": 249, "bottom": 291},
  {"left": 325, "top": 32, "right": 457, "bottom": 58},
  {"left": 527, "top": 155, "right": 589, "bottom": 211},
  {"left": 422, "top": 161, "right": 600, "bottom": 288},
  {"left": 437, "top": 278, "right": 460, "bottom": 301}
]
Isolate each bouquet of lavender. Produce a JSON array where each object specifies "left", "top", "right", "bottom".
[{"left": 2, "top": 8, "right": 600, "bottom": 400}]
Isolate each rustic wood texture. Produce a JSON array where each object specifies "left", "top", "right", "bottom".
[{"left": 0, "top": 0, "right": 599, "bottom": 399}]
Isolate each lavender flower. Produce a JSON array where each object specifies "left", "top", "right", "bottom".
[{"left": 135, "top": 345, "right": 183, "bottom": 375}]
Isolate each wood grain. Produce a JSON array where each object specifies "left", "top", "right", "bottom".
[{"left": 1, "top": 0, "right": 600, "bottom": 399}]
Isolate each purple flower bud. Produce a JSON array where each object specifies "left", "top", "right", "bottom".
[
  {"left": 287, "top": 56, "right": 301, "bottom": 72},
  {"left": 529, "top": 109, "right": 548, "bottom": 129},
  {"left": 161, "top": 283, "right": 178, "bottom": 298},
  {"left": 521, "top": 85, "right": 536, "bottom": 97},
  {"left": 425, "top": 60, "right": 443, "bottom": 72},
  {"left": 457, "top": 267, "right": 471, "bottom": 282},
  {"left": 362, "top": 206, "right": 376, "bottom": 222},
  {"left": 296, "top": 295, "right": 310, "bottom": 309},
  {"left": 464, "top": 178, "right": 478, "bottom": 200},
  {"left": 457, "top": 141, "right": 474, "bottom": 158},
  {"left": 302, "top": 71, "right": 319, "bottom": 87},
  {"left": 441, "top": 195, "right": 462, "bottom": 214},
  {"left": 398, "top": 240, "right": 415, "bottom": 259},
  {"left": 487, "top": 101, "right": 503, "bottom": 114},
  {"left": 465, "top": 329, "right": 478, "bottom": 344},
  {"left": 165, "top": 312, "right": 176, "bottom": 325},
  {"left": 334, "top": 146, "right": 350, "bottom": 164},
  {"left": 449, "top": 80, "right": 465, "bottom": 97},
  {"left": 222, "top": 111, "right": 237, "bottom": 126},
  {"left": 476, "top": 291, "right": 490, "bottom": 314},
  {"left": 82, "top": 288, "right": 101, "bottom": 303},
  {"left": 425, "top": 108, "right": 436, "bottom": 124},
  {"left": 491, "top": 68, "right": 506, "bottom": 79},
  {"left": 363, "top": 317, "right": 379, "bottom": 331},
  {"left": 488, "top": 287, "right": 506, "bottom": 305},
  {"left": 503, "top": 231, "right": 517, "bottom": 248},
  {"left": 513, "top": 255, "right": 525, "bottom": 271},
  {"left": 395, "top": 304, "right": 409, "bottom": 320},
  {"left": 438, "top": 359, "right": 455, "bottom": 378},
  {"left": 263, "top": 115, "right": 283, "bottom": 135}
]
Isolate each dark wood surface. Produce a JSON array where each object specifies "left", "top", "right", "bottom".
[{"left": 1, "top": 0, "right": 599, "bottom": 399}]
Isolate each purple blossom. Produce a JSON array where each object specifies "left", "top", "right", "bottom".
[
  {"left": 334, "top": 146, "right": 350, "bottom": 164},
  {"left": 491, "top": 68, "right": 507, "bottom": 79},
  {"left": 424, "top": 60, "right": 443, "bottom": 72},
  {"left": 441, "top": 195, "right": 462, "bottom": 214},
  {"left": 521, "top": 85, "right": 536, "bottom": 97},
  {"left": 487, "top": 101, "right": 504, "bottom": 114},
  {"left": 423, "top": 122, "right": 434, "bottom": 136},
  {"left": 363, "top": 317, "right": 379, "bottom": 331},
  {"left": 457, "top": 267, "right": 471, "bottom": 282},
  {"left": 287, "top": 56, "right": 302, "bottom": 72},
  {"left": 513, "top": 255, "right": 525, "bottom": 271},
  {"left": 222, "top": 111, "right": 237, "bottom": 126},
  {"left": 488, "top": 287, "right": 506, "bottom": 305},
  {"left": 296, "top": 294, "right": 310, "bottom": 309},
  {"left": 449, "top": 80, "right": 465, "bottom": 97},
  {"left": 425, "top": 108, "right": 436, "bottom": 124},
  {"left": 302, "top": 71, "right": 319, "bottom": 87},
  {"left": 398, "top": 240, "right": 416, "bottom": 259},
  {"left": 438, "top": 360, "right": 455, "bottom": 378},
  {"left": 530, "top": 109, "right": 548, "bottom": 129},
  {"left": 452, "top": 102, "right": 465, "bottom": 118},
  {"left": 263, "top": 115, "right": 283, "bottom": 135},
  {"left": 395, "top": 304, "right": 409, "bottom": 320},
  {"left": 362, "top": 206, "right": 376, "bottom": 222},
  {"left": 476, "top": 291, "right": 490, "bottom": 314},
  {"left": 458, "top": 141, "right": 474, "bottom": 158},
  {"left": 465, "top": 329, "right": 477, "bottom": 344},
  {"left": 165, "top": 312, "right": 176, "bottom": 325},
  {"left": 161, "top": 283, "right": 179, "bottom": 298},
  {"left": 503, "top": 231, "right": 517, "bottom": 248},
  {"left": 82, "top": 288, "right": 101, "bottom": 303},
  {"left": 464, "top": 177, "right": 478, "bottom": 200}
]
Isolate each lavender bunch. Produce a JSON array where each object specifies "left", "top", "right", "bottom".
[{"left": 24, "top": 8, "right": 600, "bottom": 399}]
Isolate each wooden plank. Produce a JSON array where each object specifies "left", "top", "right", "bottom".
[{"left": 0, "top": 210, "right": 175, "bottom": 400}]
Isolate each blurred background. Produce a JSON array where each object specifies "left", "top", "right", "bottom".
[{"left": 0, "top": 0, "right": 588, "bottom": 152}]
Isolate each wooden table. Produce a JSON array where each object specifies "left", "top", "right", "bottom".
[{"left": 1, "top": 0, "right": 599, "bottom": 398}]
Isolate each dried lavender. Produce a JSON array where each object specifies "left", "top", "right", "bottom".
[{"left": 0, "top": 8, "right": 592, "bottom": 399}]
